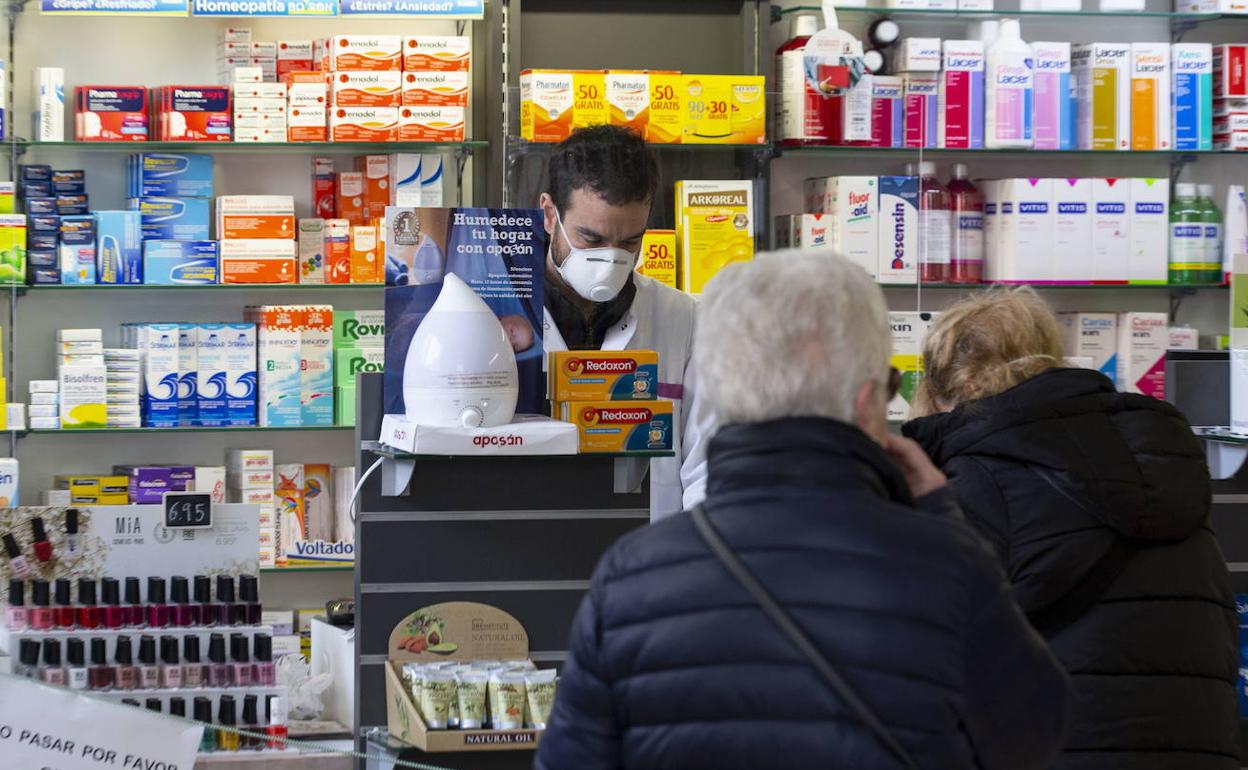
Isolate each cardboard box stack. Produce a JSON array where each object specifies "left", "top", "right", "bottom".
[
  {"left": 229, "top": 449, "right": 276, "bottom": 566},
  {"left": 28, "top": 379, "right": 57, "bottom": 430},
  {"left": 217, "top": 195, "right": 297, "bottom": 284},
  {"left": 104, "top": 348, "right": 141, "bottom": 428},
  {"left": 232, "top": 80, "right": 288, "bottom": 144},
  {"left": 549, "top": 349, "right": 674, "bottom": 453}
]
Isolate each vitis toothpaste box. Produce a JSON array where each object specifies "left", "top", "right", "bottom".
[
  {"left": 870, "top": 76, "right": 904, "bottom": 148},
  {"left": 330, "top": 36, "right": 402, "bottom": 71},
  {"left": 1033, "top": 42, "right": 1074, "bottom": 150},
  {"left": 246, "top": 306, "right": 302, "bottom": 427},
  {"left": 402, "top": 71, "right": 470, "bottom": 108},
  {"left": 1059, "top": 312, "right": 1119, "bottom": 384},
  {"left": 1092, "top": 178, "right": 1131, "bottom": 281},
  {"left": 177, "top": 323, "right": 198, "bottom": 427},
  {"left": 75, "top": 86, "right": 147, "bottom": 141},
  {"left": 1074, "top": 43, "right": 1131, "bottom": 150},
  {"left": 938, "top": 40, "right": 984, "bottom": 149},
  {"left": 1174, "top": 44, "right": 1214, "bottom": 151},
  {"left": 877, "top": 176, "right": 918, "bottom": 283},
  {"left": 127, "top": 153, "right": 214, "bottom": 198},
  {"left": 996, "top": 178, "right": 1053, "bottom": 283},
  {"left": 1129, "top": 178, "right": 1170, "bottom": 284},
  {"left": 389, "top": 154, "right": 421, "bottom": 206},
  {"left": 1052, "top": 178, "right": 1093, "bottom": 282},
  {"left": 903, "top": 73, "right": 939, "bottom": 148},
  {"left": 1131, "top": 43, "right": 1171, "bottom": 151},
  {"left": 1117, "top": 311, "right": 1168, "bottom": 398},
  {"left": 302, "top": 305, "right": 333, "bottom": 427},
  {"left": 95, "top": 210, "right": 142, "bottom": 285},
  {"left": 195, "top": 323, "right": 230, "bottom": 426},
  {"left": 402, "top": 36, "right": 470, "bottom": 72},
  {"left": 801, "top": 176, "right": 879, "bottom": 277}
]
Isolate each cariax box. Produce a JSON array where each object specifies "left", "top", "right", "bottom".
[{"left": 385, "top": 602, "right": 544, "bottom": 753}]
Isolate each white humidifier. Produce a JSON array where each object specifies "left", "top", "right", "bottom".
[{"left": 403, "top": 272, "right": 519, "bottom": 429}]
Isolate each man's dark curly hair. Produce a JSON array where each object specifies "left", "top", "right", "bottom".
[{"left": 547, "top": 125, "right": 660, "bottom": 214}]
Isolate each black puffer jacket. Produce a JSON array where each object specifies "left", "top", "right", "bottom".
[
  {"left": 536, "top": 417, "right": 1070, "bottom": 770},
  {"left": 905, "top": 368, "right": 1238, "bottom": 770}
]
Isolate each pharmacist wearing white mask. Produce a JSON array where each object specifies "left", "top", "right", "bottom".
[{"left": 539, "top": 125, "right": 710, "bottom": 519}]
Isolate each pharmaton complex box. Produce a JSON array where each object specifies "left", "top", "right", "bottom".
[{"left": 1117, "top": 311, "right": 1168, "bottom": 398}]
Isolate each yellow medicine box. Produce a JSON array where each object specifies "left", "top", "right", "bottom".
[
  {"left": 548, "top": 350, "right": 660, "bottom": 403},
  {"left": 520, "top": 69, "right": 575, "bottom": 143},
  {"left": 559, "top": 399, "right": 674, "bottom": 454},
  {"left": 682, "top": 74, "right": 766, "bottom": 145},
  {"left": 676, "top": 180, "right": 755, "bottom": 295},
  {"left": 607, "top": 70, "right": 651, "bottom": 135},
  {"left": 572, "top": 70, "right": 609, "bottom": 131},
  {"left": 637, "top": 229, "right": 678, "bottom": 290},
  {"left": 646, "top": 70, "right": 684, "bottom": 144}
]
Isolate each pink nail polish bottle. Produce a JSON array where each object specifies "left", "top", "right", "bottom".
[
  {"left": 5, "top": 579, "right": 28, "bottom": 631},
  {"left": 29, "top": 580, "right": 53, "bottom": 630},
  {"left": 160, "top": 635, "right": 183, "bottom": 689},
  {"left": 231, "top": 633, "right": 253, "bottom": 687},
  {"left": 207, "top": 633, "right": 232, "bottom": 688},
  {"left": 114, "top": 637, "right": 137, "bottom": 691},
  {"left": 40, "top": 638, "right": 66, "bottom": 686},
  {"left": 137, "top": 635, "right": 160, "bottom": 690},
  {"left": 252, "top": 634, "right": 275, "bottom": 686},
  {"left": 3, "top": 533, "right": 32, "bottom": 579},
  {"left": 183, "top": 635, "right": 205, "bottom": 688}
]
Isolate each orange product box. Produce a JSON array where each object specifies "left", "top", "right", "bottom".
[
  {"left": 519, "top": 69, "right": 573, "bottom": 143},
  {"left": 606, "top": 70, "right": 649, "bottom": 135},
  {"left": 401, "top": 71, "right": 470, "bottom": 107},
  {"left": 282, "top": 70, "right": 329, "bottom": 86},
  {"left": 219, "top": 214, "right": 296, "bottom": 240},
  {"left": 313, "top": 157, "right": 335, "bottom": 219},
  {"left": 398, "top": 106, "right": 466, "bottom": 142},
  {"left": 645, "top": 70, "right": 683, "bottom": 144},
  {"left": 350, "top": 225, "right": 381, "bottom": 283},
  {"left": 330, "top": 35, "right": 401, "bottom": 72},
  {"left": 288, "top": 106, "right": 327, "bottom": 142},
  {"left": 355, "top": 155, "right": 391, "bottom": 222},
  {"left": 335, "top": 171, "right": 366, "bottom": 225},
  {"left": 326, "top": 218, "right": 352, "bottom": 284},
  {"left": 220, "top": 239, "right": 298, "bottom": 284},
  {"left": 572, "top": 70, "right": 609, "bottom": 130},
  {"left": 402, "top": 36, "right": 470, "bottom": 72},
  {"left": 331, "top": 71, "right": 402, "bottom": 108},
  {"left": 330, "top": 106, "right": 399, "bottom": 142}
]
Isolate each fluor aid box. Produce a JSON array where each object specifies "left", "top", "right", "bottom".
[
  {"left": 801, "top": 175, "right": 878, "bottom": 277},
  {"left": 676, "top": 180, "right": 755, "bottom": 295},
  {"left": 1074, "top": 43, "right": 1131, "bottom": 150},
  {"left": 560, "top": 400, "right": 674, "bottom": 453},
  {"left": 1117, "top": 311, "right": 1168, "bottom": 398},
  {"left": 548, "top": 350, "right": 660, "bottom": 402}
]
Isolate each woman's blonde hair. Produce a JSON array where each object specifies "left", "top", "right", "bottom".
[{"left": 913, "top": 287, "right": 1065, "bottom": 416}]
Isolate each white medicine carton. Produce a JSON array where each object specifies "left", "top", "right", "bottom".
[
  {"left": 1052, "top": 178, "right": 1093, "bottom": 282},
  {"left": 1059, "top": 312, "right": 1119, "bottom": 384},
  {"left": 1129, "top": 178, "right": 1170, "bottom": 284},
  {"left": 1117, "top": 312, "right": 1168, "bottom": 398},
  {"left": 1092, "top": 178, "right": 1131, "bottom": 282},
  {"left": 996, "top": 178, "right": 1054, "bottom": 283}
]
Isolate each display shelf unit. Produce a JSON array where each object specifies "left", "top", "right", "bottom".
[
  {"left": 17, "top": 140, "right": 489, "bottom": 154},
  {"left": 21, "top": 425, "right": 354, "bottom": 436},
  {"left": 17, "top": 284, "right": 383, "bottom": 294},
  {"left": 776, "top": 145, "right": 1248, "bottom": 157},
  {"left": 260, "top": 565, "right": 354, "bottom": 574},
  {"left": 772, "top": 3, "right": 1228, "bottom": 21}
]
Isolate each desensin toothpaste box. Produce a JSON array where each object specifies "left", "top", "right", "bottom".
[{"left": 877, "top": 176, "right": 918, "bottom": 283}]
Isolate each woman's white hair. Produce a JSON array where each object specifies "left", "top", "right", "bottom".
[{"left": 695, "top": 250, "right": 891, "bottom": 425}]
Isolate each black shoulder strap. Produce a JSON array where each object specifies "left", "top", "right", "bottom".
[
  {"left": 1027, "top": 537, "right": 1139, "bottom": 638},
  {"left": 690, "top": 505, "right": 921, "bottom": 770}
]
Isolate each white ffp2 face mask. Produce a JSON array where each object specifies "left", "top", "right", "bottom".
[{"left": 552, "top": 209, "right": 636, "bottom": 303}]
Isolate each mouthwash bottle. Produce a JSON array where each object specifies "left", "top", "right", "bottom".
[
  {"left": 1198, "top": 183, "right": 1223, "bottom": 284},
  {"left": 947, "top": 163, "right": 984, "bottom": 284},
  {"left": 917, "top": 161, "right": 952, "bottom": 283},
  {"left": 1170, "top": 184, "right": 1205, "bottom": 285}
]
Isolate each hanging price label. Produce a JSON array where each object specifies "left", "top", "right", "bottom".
[{"left": 163, "top": 491, "right": 214, "bottom": 529}]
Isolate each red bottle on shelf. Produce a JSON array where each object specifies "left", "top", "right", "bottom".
[
  {"left": 101, "top": 578, "right": 125, "bottom": 630},
  {"left": 77, "top": 578, "right": 100, "bottom": 630},
  {"left": 777, "top": 14, "right": 833, "bottom": 147},
  {"left": 917, "top": 161, "right": 952, "bottom": 284},
  {"left": 948, "top": 163, "right": 985, "bottom": 284},
  {"left": 53, "top": 579, "right": 76, "bottom": 629}
]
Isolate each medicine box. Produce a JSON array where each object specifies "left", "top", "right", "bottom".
[
  {"left": 605, "top": 71, "right": 650, "bottom": 135},
  {"left": 683, "top": 74, "right": 766, "bottom": 145},
  {"left": 334, "top": 346, "right": 384, "bottom": 389},
  {"left": 127, "top": 153, "right": 214, "bottom": 198},
  {"left": 636, "top": 229, "right": 678, "bottom": 290},
  {"left": 888, "top": 311, "right": 937, "bottom": 422},
  {"left": 0, "top": 215, "right": 26, "bottom": 286},
  {"left": 59, "top": 364, "right": 107, "bottom": 429},
  {"left": 402, "top": 36, "right": 471, "bottom": 72},
  {"left": 938, "top": 40, "right": 985, "bottom": 150},
  {"left": 34, "top": 67, "right": 64, "bottom": 142},
  {"left": 1074, "top": 43, "right": 1132, "bottom": 150},
  {"left": 329, "top": 36, "right": 402, "bottom": 71},
  {"left": 1173, "top": 44, "right": 1214, "bottom": 151},
  {"left": 401, "top": 71, "right": 470, "bottom": 108},
  {"left": 871, "top": 76, "right": 905, "bottom": 148},
  {"left": 801, "top": 176, "right": 879, "bottom": 278},
  {"left": 388, "top": 154, "right": 421, "bottom": 207},
  {"left": 95, "top": 210, "right": 142, "bottom": 285},
  {"left": 398, "top": 106, "right": 466, "bottom": 143},
  {"left": 349, "top": 225, "right": 380, "bottom": 283},
  {"left": 144, "top": 240, "right": 219, "bottom": 285},
  {"left": 519, "top": 70, "right": 574, "bottom": 143},
  {"left": 675, "top": 180, "right": 755, "bottom": 295},
  {"left": 219, "top": 239, "right": 297, "bottom": 284},
  {"left": 223, "top": 324, "right": 257, "bottom": 427},
  {"left": 548, "top": 350, "right": 660, "bottom": 402},
  {"left": 75, "top": 86, "right": 147, "bottom": 141},
  {"left": 996, "top": 178, "right": 1054, "bottom": 283},
  {"left": 1131, "top": 43, "right": 1171, "bottom": 151},
  {"left": 1052, "top": 178, "right": 1094, "bottom": 282},
  {"left": 1092, "top": 177, "right": 1131, "bottom": 282},
  {"left": 298, "top": 218, "right": 326, "bottom": 284},
  {"left": 1215, "top": 45, "right": 1248, "bottom": 98},
  {"left": 301, "top": 305, "right": 334, "bottom": 427},
  {"left": 1033, "top": 42, "right": 1074, "bottom": 150},
  {"left": 560, "top": 400, "right": 674, "bottom": 453},
  {"left": 1117, "top": 311, "right": 1168, "bottom": 398},
  {"left": 1059, "top": 312, "right": 1119, "bottom": 383},
  {"left": 246, "top": 306, "right": 303, "bottom": 427},
  {"left": 903, "top": 73, "right": 939, "bottom": 149},
  {"left": 333, "top": 309, "right": 385, "bottom": 348},
  {"left": 154, "top": 86, "right": 231, "bottom": 142},
  {"left": 331, "top": 71, "right": 402, "bottom": 108},
  {"left": 877, "top": 175, "right": 918, "bottom": 283},
  {"left": 130, "top": 196, "right": 211, "bottom": 241},
  {"left": 59, "top": 215, "right": 96, "bottom": 285},
  {"left": 330, "top": 107, "right": 399, "bottom": 143},
  {"left": 894, "top": 38, "right": 943, "bottom": 73},
  {"left": 177, "top": 323, "right": 199, "bottom": 427},
  {"left": 645, "top": 70, "right": 683, "bottom": 145},
  {"left": 1129, "top": 178, "right": 1170, "bottom": 284}
]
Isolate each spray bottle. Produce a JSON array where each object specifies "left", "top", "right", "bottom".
[{"left": 984, "top": 19, "right": 1034, "bottom": 149}]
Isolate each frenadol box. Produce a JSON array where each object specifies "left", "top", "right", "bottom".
[
  {"left": 1074, "top": 43, "right": 1131, "bottom": 150},
  {"left": 331, "top": 71, "right": 402, "bottom": 108},
  {"left": 878, "top": 176, "right": 918, "bottom": 283},
  {"left": 1092, "top": 177, "right": 1131, "bottom": 282},
  {"left": 801, "top": 176, "right": 878, "bottom": 278},
  {"left": 1033, "top": 42, "right": 1074, "bottom": 150},
  {"left": 1129, "top": 178, "right": 1169, "bottom": 284},
  {"left": 1059, "top": 313, "right": 1119, "bottom": 384},
  {"left": 401, "top": 71, "right": 470, "bottom": 108},
  {"left": 1131, "top": 43, "right": 1171, "bottom": 151},
  {"left": 1052, "top": 178, "right": 1093, "bottom": 282},
  {"left": 329, "top": 35, "right": 401, "bottom": 71},
  {"left": 1117, "top": 311, "right": 1168, "bottom": 398},
  {"left": 1173, "top": 43, "right": 1213, "bottom": 151},
  {"left": 402, "top": 36, "right": 470, "bottom": 72},
  {"left": 549, "top": 350, "right": 659, "bottom": 402},
  {"left": 398, "top": 106, "right": 464, "bottom": 142},
  {"left": 995, "top": 178, "right": 1053, "bottom": 283},
  {"left": 676, "top": 180, "right": 754, "bottom": 295},
  {"left": 938, "top": 40, "right": 984, "bottom": 149},
  {"left": 330, "top": 107, "right": 398, "bottom": 142}
]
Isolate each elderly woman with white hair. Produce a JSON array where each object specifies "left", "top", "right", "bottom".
[{"left": 535, "top": 251, "right": 1071, "bottom": 770}]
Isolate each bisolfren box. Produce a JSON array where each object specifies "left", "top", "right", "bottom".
[
  {"left": 548, "top": 350, "right": 660, "bottom": 402},
  {"left": 559, "top": 400, "right": 674, "bottom": 454}
]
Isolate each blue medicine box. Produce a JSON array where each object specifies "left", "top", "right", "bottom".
[
  {"left": 143, "top": 240, "right": 219, "bottom": 285},
  {"left": 127, "top": 153, "right": 214, "bottom": 198},
  {"left": 96, "top": 210, "right": 143, "bottom": 285},
  {"left": 129, "top": 197, "right": 211, "bottom": 241}
]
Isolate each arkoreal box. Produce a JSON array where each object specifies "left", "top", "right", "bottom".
[
  {"left": 1117, "top": 311, "right": 1168, "bottom": 398},
  {"left": 75, "top": 86, "right": 147, "bottom": 141}
]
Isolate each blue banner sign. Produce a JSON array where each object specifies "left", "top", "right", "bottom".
[
  {"left": 191, "top": 0, "right": 337, "bottom": 15},
  {"left": 41, "top": 0, "right": 189, "bottom": 15},
  {"left": 339, "top": 0, "right": 483, "bottom": 17}
]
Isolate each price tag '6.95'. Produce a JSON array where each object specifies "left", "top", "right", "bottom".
[{"left": 163, "top": 491, "right": 213, "bottom": 529}]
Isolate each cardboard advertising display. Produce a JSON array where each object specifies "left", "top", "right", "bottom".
[{"left": 385, "top": 602, "right": 542, "bottom": 753}]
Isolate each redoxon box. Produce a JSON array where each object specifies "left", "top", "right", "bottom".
[
  {"left": 246, "top": 306, "right": 302, "bottom": 427},
  {"left": 1059, "top": 313, "right": 1119, "bottom": 384},
  {"left": 127, "top": 152, "right": 214, "bottom": 198},
  {"left": 903, "top": 73, "right": 939, "bottom": 148},
  {"left": 938, "top": 40, "right": 984, "bottom": 149},
  {"left": 402, "top": 71, "right": 470, "bottom": 108},
  {"left": 606, "top": 71, "right": 650, "bottom": 135},
  {"left": 675, "top": 180, "right": 755, "bottom": 295},
  {"left": 34, "top": 67, "right": 64, "bottom": 142},
  {"left": 330, "top": 107, "right": 398, "bottom": 142},
  {"left": 549, "top": 350, "right": 659, "bottom": 402},
  {"left": 1052, "top": 178, "right": 1094, "bottom": 282},
  {"left": 298, "top": 218, "right": 326, "bottom": 284},
  {"left": 75, "top": 86, "right": 147, "bottom": 141},
  {"left": 519, "top": 69, "right": 574, "bottom": 143},
  {"left": 877, "top": 175, "right": 918, "bottom": 283},
  {"left": 1215, "top": 45, "right": 1248, "bottom": 98},
  {"left": 302, "top": 305, "right": 334, "bottom": 427},
  {"left": 889, "top": 312, "right": 937, "bottom": 422},
  {"left": 1117, "top": 312, "right": 1168, "bottom": 398},
  {"left": 801, "top": 176, "right": 878, "bottom": 277},
  {"left": 1129, "top": 178, "right": 1170, "bottom": 283},
  {"left": 399, "top": 106, "right": 465, "bottom": 142},
  {"left": 561, "top": 400, "right": 674, "bottom": 453},
  {"left": 1131, "top": 43, "right": 1171, "bottom": 150},
  {"left": 1092, "top": 178, "right": 1131, "bottom": 282},
  {"left": 402, "top": 36, "right": 470, "bottom": 72},
  {"left": 177, "top": 323, "right": 198, "bottom": 427},
  {"left": 996, "top": 178, "right": 1053, "bottom": 283},
  {"left": 329, "top": 36, "right": 401, "bottom": 71},
  {"left": 1174, "top": 44, "right": 1214, "bottom": 151},
  {"left": 636, "top": 229, "right": 677, "bottom": 290},
  {"left": 1074, "top": 43, "right": 1132, "bottom": 150},
  {"left": 1033, "top": 42, "right": 1074, "bottom": 150},
  {"left": 870, "top": 76, "right": 904, "bottom": 148},
  {"left": 331, "top": 71, "right": 401, "bottom": 108}
]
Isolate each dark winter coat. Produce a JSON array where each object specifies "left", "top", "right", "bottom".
[
  {"left": 905, "top": 367, "right": 1238, "bottom": 770},
  {"left": 535, "top": 417, "right": 1071, "bottom": 770}
]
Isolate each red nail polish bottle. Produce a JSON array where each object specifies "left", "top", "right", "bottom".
[
  {"left": 88, "top": 637, "right": 115, "bottom": 690},
  {"left": 76, "top": 578, "right": 100, "bottom": 630},
  {"left": 30, "top": 517, "right": 52, "bottom": 563},
  {"left": 53, "top": 578, "right": 76, "bottom": 629},
  {"left": 216, "top": 575, "right": 240, "bottom": 626},
  {"left": 123, "top": 577, "right": 144, "bottom": 628},
  {"left": 239, "top": 574, "right": 262, "bottom": 626},
  {"left": 170, "top": 577, "right": 194, "bottom": 628},
  {"left": 266, "top": 696, "right": 289, "bottom": 750},
  {"left": 101, "top": 578, "right": 125, "bottom": 629},
  {"left": 146, "top": 577, "right": 170, "bottom": 629},
  {"left": 193, "top": 575, "right": 215, "bottom": 626},
  {"left": 29, "top": 580, "right": 53, "bottom": 630}
]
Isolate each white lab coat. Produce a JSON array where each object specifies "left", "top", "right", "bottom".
[{"left": 544, "top": 274, "right": 711, "bottom": 520}]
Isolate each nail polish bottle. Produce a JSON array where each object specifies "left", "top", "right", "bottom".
[
  {"left": 40, "top": 638, "right": 66, "bottom": 685},
  {"left": 169, "top": 697, "right": 186, "bottom": 719},
  {"left": 53, "top": 579, "right": 75, "bottom": 629},
  {"left": 206, "top": 633, "right": 232, "bottom": 688},
  {"left": 17, "top": 639, "right": 40, "bottom": 678},
  {"left": 216, "top": 575, "right": 239, "bottom": 626},
  {"left": 114, "top": 636, "right": 137, "bottom": 691},
  {"left": 230, "top": 633, "right": 253, "bottom": 687},
  {"left": 123, "top": 577, "right": 144, "bottom": 628},
  {"left": 170, "top": 577, "right": 194, "bottom": 628},
  {"left": 145, "top": 698, "right": 162, "bottom": 713},
  {"left": 65, "top": 638, "right": 89, "bottom": 690},
  {"left": 63, "top": 508, "right": 81, "bottom": 557},
  {"left": 252, "top": 634, "right": 275, "bottom": 686},
  {"left": 239, "top": 575, "right": 261, "bottom": 626},
  {"left": 30, "top": 580, "right": 53, "bottom": 630},
  {"left": 195, "top": 697, "right": 217, "bottom": 753},
  {"left": 88, "top": 638, "right": 115, "bottom": 690},
  {"left": 6, "top": 579, "right": 28, "bottom": 631},
  {"left": 241, "top": 695, "right": 261, "bottom": 750},
  {"left": 30, "top": 517, "right": 52, "bottom": 563},
  {"left": 265, "top": 696, "right": 288, "bottom": 750},
  {"left": 76, "top": 578, "right": 100, "bottom": 630},
  {"left": 137, "top": 635, "right": 160, "bottom": 690},
  {"left": 193, "top": 575, "right": 217, "bottom": 626},
  {"left": 183, "top": 635, "right": 205, "bottom": 688},
  {"left": 121, "top": 698, "right": 140, "bottom": 707},
  {"left": 159, "top": 636, "right": 183, "bottom": 689},
  {"left": 3, "top": 533, "right": 32, "bottom": 579},
  {"left": 217, "top": 695, "right": 240, "bottom": 752},
  {"left": 146, "top": 577, "right": 170, "bottom": 629},
  {"left": 101, "top": 578, "right": 125, "bottom": 629}
]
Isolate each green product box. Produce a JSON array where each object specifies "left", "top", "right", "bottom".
[
  {"left": 334, "top": 346, "right": 385, "bottom": 388},
  {"left": 333, "top": 309, "right": 385, "bottom": 349},
  {"left": 335, "top": 385, "right": 356, "bottom": 426},
  {"left": 0, "top": 215, "right": 27, "bottom": 286}
]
